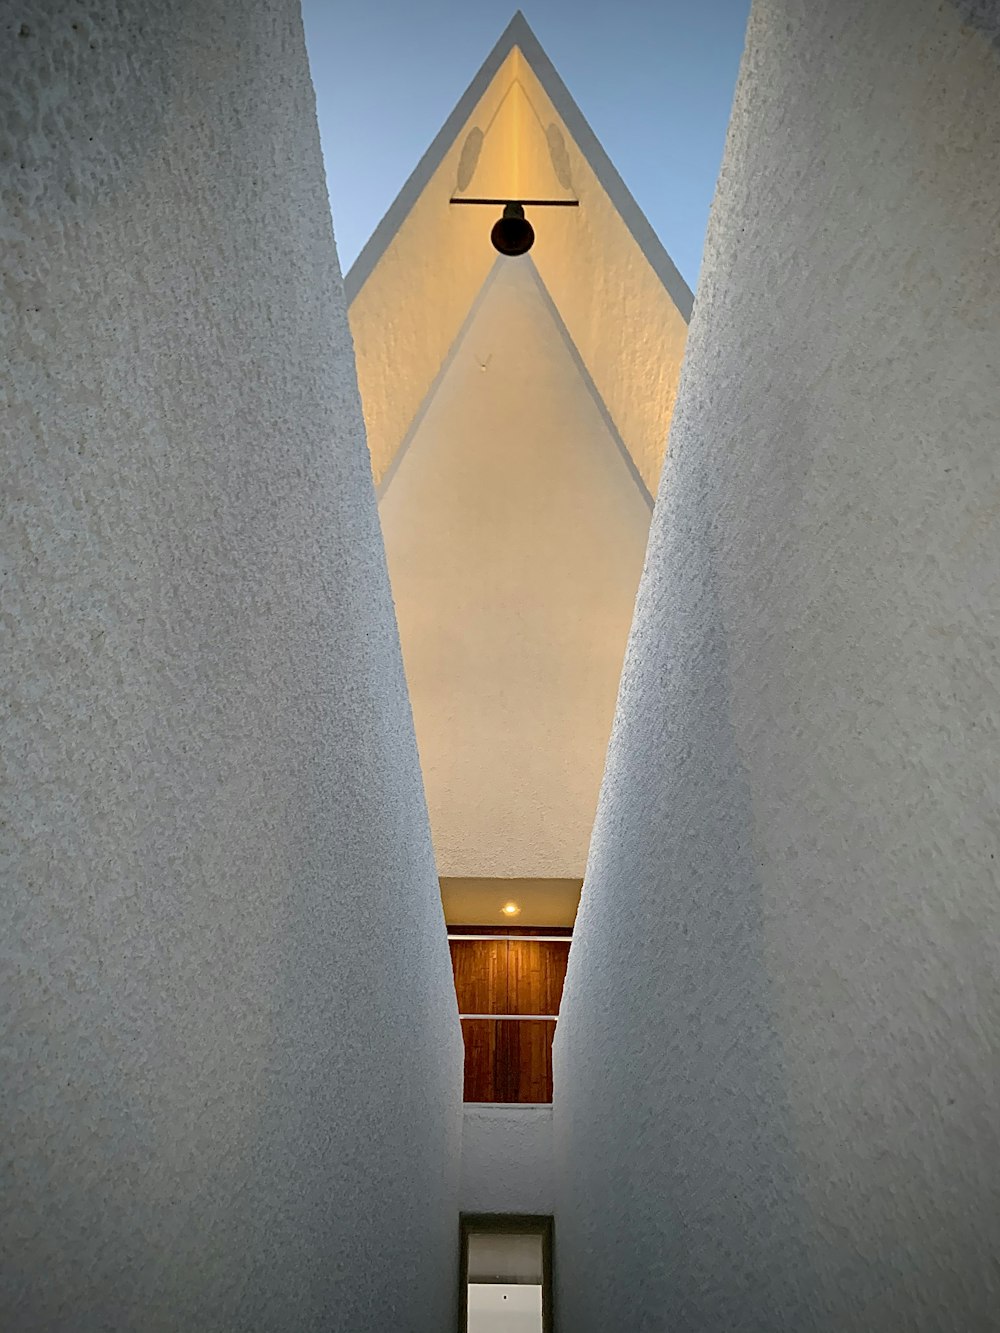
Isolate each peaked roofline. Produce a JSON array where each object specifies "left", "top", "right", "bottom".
[{"left": 343, "top": 11, "right": 694, "bottom": 320}]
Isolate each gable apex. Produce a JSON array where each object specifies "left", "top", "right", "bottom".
[
  {"left": 344, "top": 12, "right": 692, "bottom": 318},
  {"left": 345, "top": 13, "right": 693, "bottom": 496}
]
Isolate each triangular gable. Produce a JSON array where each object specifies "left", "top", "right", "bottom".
[{"left": 345, "top": 11, "right": 693, "bottom": 496}]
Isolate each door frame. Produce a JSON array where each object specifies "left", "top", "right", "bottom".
[{"left": 459, "top": 1212, "right": 554, "bottom": 1332}]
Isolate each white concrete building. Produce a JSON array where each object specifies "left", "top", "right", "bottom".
[{"left": 3, "top": 3, "right": 999, "bottom": 1331}]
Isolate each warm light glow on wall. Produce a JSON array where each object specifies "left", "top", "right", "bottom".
[
  {"left": 347, "top": 50, "right": 523, "bottom": 487},
  {"left": 501, "top": 901, "right": 522, "bottom": 917}
]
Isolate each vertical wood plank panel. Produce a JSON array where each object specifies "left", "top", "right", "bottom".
[
  {"left": 460, "top": 1019, "right": 500, "bottom": 1102},
  {"left": 450, "top": 939, "right": 508, "bottom": 1013},
  {"left": 450, "top": 934, "right": 571, "bottom": 1102},
  {"left": 508, "top": 939, "right": 570, "bottom": 1015},
  {"left": 503, "top": 1019, "right": 556, "bottom": 1102}
]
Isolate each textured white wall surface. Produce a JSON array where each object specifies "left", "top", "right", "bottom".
[
  {"left": 517, "top": 50, "right": 690, "bottom": 497},
  {"left": 347, "top": 52, "right": 513, "bottom": 486},
  {"left": 379, "top": 258, "right": 651, "bottom": 879},
  {"left": 1, "top": 4, "right": 462, "bottom": 1330},
  {"left": 460, "top": 1106, "right": 554, "bottom": 1216},
  {"left": 553, "top": 1, "right": 1000, "bottom": 1329}
]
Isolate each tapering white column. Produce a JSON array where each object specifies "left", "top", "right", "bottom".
[
  {"left": 553, "top": 1, "right": 1000, "bottom": 1328},
  {"left": 1, "top": 3, "right": 461, "bottom": 1329}
]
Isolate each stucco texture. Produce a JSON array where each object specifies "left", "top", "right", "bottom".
[
  {"left": 553, "top": 1, "right": 1000, "bottom": 1329},
  {"left": 460, "top": 1105, "right": 554, "bottom": 1215},
  {"left": 1, "top": 3, "right": 462, "bottom": 1330},
  {"left": 518, "top": 50, "right": 690, "bottom": 497},
  {"left": 346, "top": 52, "right": 515, "bottom": 487}
]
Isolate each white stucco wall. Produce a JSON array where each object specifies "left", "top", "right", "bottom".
[
  {"left": 378, "top": 258, "right": 652, "bottom": 879},
  {"left": 461, "top": 1106, "right": 554, "bottom": 1215},
  {"left": 517, "top": 51, "right": 691, "bottom": 496},
  {"left": 347, "top": 51, "right": 517, "bottom": 486},
  {"left": 1, "top": 4, "right": 462, "bottom": 1330},
  {"left": 553, "top": 1, "right": 1000, "bottom": 1329}
]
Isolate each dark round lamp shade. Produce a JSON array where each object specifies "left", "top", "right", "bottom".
[{"left": 491, "top": 205, "right": 535, "bottom": 256}]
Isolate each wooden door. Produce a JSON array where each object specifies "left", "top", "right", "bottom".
[
  {"left": 451, "top": 938, "right": 506, "bottom": 1103},
  {"left": 505, "top": 939, "right": 569, "bottom": 1103},
  {"left": 450, "top": 932, "right": 570, "bottom": 1103}
]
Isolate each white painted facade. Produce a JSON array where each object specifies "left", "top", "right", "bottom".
[
  {"left": 5, "top": 2, "right": 1000, "bottom": 1330},
  {"left": 554, "top": 1, "right": 1000, "bottom": 1328},
  {"left": 1, "top": 3, "right": 461, "bottom": 1330},
  {"left": 460, "top": 1105, "right": 554, "bottom": 1216}
]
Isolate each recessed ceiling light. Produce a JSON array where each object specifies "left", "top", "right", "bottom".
[{"left": 501, "top": 901, "right": 521, "bottom": 917}]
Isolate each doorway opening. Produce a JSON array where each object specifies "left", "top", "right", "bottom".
[
  {"left": 445, "top": 878, "right": 578, "bottom": 1103},
  {"left": 449, "top": 926, "right": 571, "bottom": 1102},
  {"left": 460, "top": 1214, "right": 553, "bottom": 1333}
]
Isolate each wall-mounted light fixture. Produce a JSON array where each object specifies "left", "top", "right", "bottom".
[{"left": 450, "top": 197, "right": 580, "bottom": 256}]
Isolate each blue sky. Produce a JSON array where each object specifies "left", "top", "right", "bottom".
[{"left": 301, "top": 1, "right": 750, "bottom": 292}]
